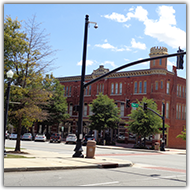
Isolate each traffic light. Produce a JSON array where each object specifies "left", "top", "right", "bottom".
[
  {"left": 143, "top": 102, "right": 147, "bottom": 111},
  {"left": 159, "top": 127, "right": 166, "bottom": 131},
  {"left": 176, "top": 47, "right": 184, "bottom": 69},
  {"left": 126, "top": 99, "right": 130, "bottom": 108}
]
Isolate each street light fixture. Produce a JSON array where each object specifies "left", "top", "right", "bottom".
[
  {"left": 6, "top": 69, "right": 14, "bottom": 79},
  {"left": 72, "top": 15, "right": 98, "bottom": 158},
  {"left": 4, "top": 69, "right": 14, "bottom": 156}
]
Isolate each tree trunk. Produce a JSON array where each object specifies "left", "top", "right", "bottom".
[{"left": 15, "top": 119, "right": 22, "bottom": 151}]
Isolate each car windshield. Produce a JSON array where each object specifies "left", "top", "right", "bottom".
[
  {"left": 68, "top": 134, "right": 75, "bottom": 137},
  {"left": 23, "top": 133, "right": 31, "bottom": 136}
]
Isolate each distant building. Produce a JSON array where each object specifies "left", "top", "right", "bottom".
[{"left": 57, "top": 46, "right": 186, "bottom": 149}]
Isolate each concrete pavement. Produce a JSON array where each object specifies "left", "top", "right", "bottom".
[{"left": 4, "top": 148, "right": 133, "bottom": 172}]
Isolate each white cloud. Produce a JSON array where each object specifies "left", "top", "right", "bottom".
[
  {"left": 126, "top": 6, "right": 148, "bottom": 22},
  {"left": 95, "top": 43, "right": 115, "bottom": 49},
  {"left": 77, "top": 60, "right": 94, "bottom": 66},
  {"left": 103, "top": 5, "right": 186, "bottom": 49},
  {"left": 95, "top": 41, "right": 131, "bottom": 52},
  {"left": 137, "top": 58, "right": 149, "bottom": 65},
  {"left": 131, "top": 38, "right": 146, "bottom": 50},
  {"left": 102, "top": 12, "right": 129, "bottom": 22},
  {"left": 124, "top": 58, "right": 129, "bottom": 62},
  {"left": 102, "top": 61, "right": 117, "bottom": 68},
  {"left": 167, "top": 60, "right": 175, "bottom": 66},
  {"left": 143, "top": 6, "right": 186, "bottom": 49}
]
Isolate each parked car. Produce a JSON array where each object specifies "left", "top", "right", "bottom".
[
  {"left": 22, "top": 133, "right": 33, "bottom": 141},
  {"left": 66, "top": 134, "right": 77, "bottom": 144},
  {"left": 50, "top": 133, "right": 61, "bottom": 143},
  {"left": 82, "top": 135, "right": 95, "bottom": 146},
  {"left": 34, "top": 134, "right": 46, "bottom": 142},
  {"left": 9, "top": 133, "right": 17, "bottom": 140}
]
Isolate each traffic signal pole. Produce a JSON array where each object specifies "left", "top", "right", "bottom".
[{"left": 140, "top": 103, "right": 166, "bottom": 151}]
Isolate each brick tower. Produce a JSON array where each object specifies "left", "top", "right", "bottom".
[{"left": 149, "top": 46, "right": 168, "bottom": 70}]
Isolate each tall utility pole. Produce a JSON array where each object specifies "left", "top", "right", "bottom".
[{"left": 73, "top": 15, "right": 98, "bottom": 158}]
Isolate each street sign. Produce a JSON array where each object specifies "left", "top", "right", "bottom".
[{"left": 131, "top": 103, "right": 139, "bottom": 108}]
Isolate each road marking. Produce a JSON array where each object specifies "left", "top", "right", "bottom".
[
  {"left": 133, "top": 163, "right": 186, "bottom": 173},
  {"left": 80, "top": 181, "right": 119, "bottom": 186}
]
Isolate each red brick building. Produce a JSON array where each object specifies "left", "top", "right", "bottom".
[{"left": 57, "top": 46, "right": 186, "bottom": 149}]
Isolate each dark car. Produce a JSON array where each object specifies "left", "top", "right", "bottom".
[
  {"left": 82, "top": 135, "right": 95, "bottom": 146},
  {"left": 50, "top": 133, "right": 61, "bottom": 143}
]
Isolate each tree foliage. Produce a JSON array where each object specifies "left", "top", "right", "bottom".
[
  {"left": 127, "top": 97, "right": 166, "bottom": 146},
  {"left": 41, "top": 74, "right": 69, "bottom": 126},
  {"left": 4, "top": 16, "right": 57, "bottom": 151},
  {"left": 176, "top": 127, "right": 186, "bottom": 141},
  {"left": 88, "top": 93, "right": 121, "bottom": 132}
]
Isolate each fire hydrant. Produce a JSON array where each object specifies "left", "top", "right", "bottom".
[{"left": 86, "top": 140, "right": 96, "bottom": 158}]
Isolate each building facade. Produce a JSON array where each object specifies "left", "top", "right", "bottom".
[{"left": 57, "top": 46, "right": 186, "bottom": 149}]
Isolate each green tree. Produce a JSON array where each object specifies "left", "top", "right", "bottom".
[
  {"left": 89, "top": 93, "right": 121, "bottom": 141},
  {"left": 176, "top": 127, "right": 186, "bottom": 141},
  {"left": 127, "top": 97, "right": 165, "bottom": 147},
  {"left": 40, "top": 74, "right": 69, "bottom": 131},
  {"left": 4, "top": 16, "right": 56, "bottom": 151}
]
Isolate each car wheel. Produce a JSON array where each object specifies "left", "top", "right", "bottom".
[{"left": 65, "top": 142, "right": 68, "bottom": 144}]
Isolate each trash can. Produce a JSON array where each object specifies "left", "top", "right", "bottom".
[
  {"left": 86, "top": 140, "right": 96, "bottom": 158},
  {"left": 155, "top": 142, "right": 160, "bottom": 150}
]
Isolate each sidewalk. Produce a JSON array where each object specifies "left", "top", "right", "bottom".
[
  {"left": 4, "top": 148, "right": 133, "bottom": 172},
  {"left": 97, "top": 143, "right": 187, "bottom": 154}
]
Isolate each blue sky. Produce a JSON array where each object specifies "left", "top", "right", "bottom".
[{"left": 3, "top": 2, "right": 187, "bottom": 79}]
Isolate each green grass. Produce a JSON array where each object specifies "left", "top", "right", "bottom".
[
  {"left": 5, "top": 147, "right": 25, "bottom": 150},
  {"left": 4, "top": 154, "right": 35, "bottom": 159}
]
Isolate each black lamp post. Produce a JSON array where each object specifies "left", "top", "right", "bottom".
[
  {"left": 4, "top": 70, "right": 14, "bottom": 156},
  {"left": 73, "top": 15, "right": 98, "bottom": 158}
]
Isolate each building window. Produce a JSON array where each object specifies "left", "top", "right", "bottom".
[
  {"left": 89, "top": 85, "right": 91, "bottom": 95},
  {"left": 139, "top": 81, "right": 142, "bottom": 93},
  {"left": 102, "top": 84, "right": 104, "bottom": 94},
  {"left": 159, "top": 59, "right": 162, "bottom": 65},
  {"left": 166, "top": 102, "right": 169, "bottom": 118},
  {"left": 69, "top": 86, "right": 72, "bottom": 96},
  {"left": 144, "top": 81, "right": 147, "bottom": 93},
  {"left": 115, "top": 83, "right": 118, "bottom": 94},
  {"left": 177, "top": 85, "right": 179, "bottom": 96},
  {"left": 183, "top": 86, "right": 184, "bottom": 97},
  {"left": 111, "top": 83, "right": 114, "bottom": 94},
  {"left": 69, "top": 103, "right": 73, "bottom": 116},
  {"left": 134, "top": 82, "right": 137, "bottom": 93},
  {"left": 151, "top": 84, "right": 153, "bottom": 93},
  {"left": 84, "top": 103, "right": 87, "bottom": 116},
  {"left": 85, "top": 87, "right": 88, "bottom": 95},
  {"left": 120, "top": 103, "right": 124, "bottom": 117},
  {"left": 89, "top": 104, "right": 93, "bottom": 115},
  {"left": 119, "top": 83, "right": 122, "bottom": 94},
  {"left": 176, "top": 104, "right": 178, "bottom": 119},
  {"left": 165, "top": 59, "right": 167, "bottom": 66},
  {"left": 153, "top": 60, "right": 155, "bottom": 66},
  {"left": 63, "top": 86, "right": 65, "bottom": 96},
  {"left": 161, "top": 81, "right": 163, "bottom": 89},
  {"left": 179, "top": 86, "right": 181, "bottom": 97},
  {"left": 182, "top": 105, "right": 184, "bottom": 120},
  {"left": 66, "top": 86, "right": 68, "bottom": 96},
  {"left": 167, "top": 82, "right": 170, "bottom": 94},
  {"left": 97, "top": 84, "right": 99, "bottom": 94},
  {"left": 179, "top": 104, "right": 181, "bottom": 119},
  {"left": 155, "top": 81, "right": 158, "bottom": 90}
]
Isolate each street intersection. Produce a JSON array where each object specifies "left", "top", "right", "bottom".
[{"left": 4, "top": 140, "right": 186, "bottom": 186}]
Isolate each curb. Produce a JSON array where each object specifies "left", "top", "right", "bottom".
[
  {"left": 4, "top": 161, "right": 133, "bottom": 172},
  {"left": 96, "top": 145, "right": 159, "bottom": 153}
]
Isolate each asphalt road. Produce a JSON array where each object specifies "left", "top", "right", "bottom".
[{"left": 4, "top": 140, "right": 186, "bottom": 187}]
